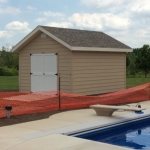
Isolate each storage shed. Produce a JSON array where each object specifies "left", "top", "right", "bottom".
[{"left": 12, "top": 26, "right": 132, "bottom": 95}]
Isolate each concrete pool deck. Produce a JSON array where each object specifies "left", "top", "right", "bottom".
[{"left": 1, "top": 101, "right": 150, "bottom": 150}]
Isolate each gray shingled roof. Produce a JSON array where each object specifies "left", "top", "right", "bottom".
[{"left": 41, "top": 26, "right": 131, "bottom": 49}]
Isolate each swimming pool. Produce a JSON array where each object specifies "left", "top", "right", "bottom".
[{"left": 71, "top": 115, "right": 150, "bottom": 150}]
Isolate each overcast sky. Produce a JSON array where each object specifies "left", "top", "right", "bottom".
[{"left": 0, "top": 0, "right": 150, "bottom": 50}]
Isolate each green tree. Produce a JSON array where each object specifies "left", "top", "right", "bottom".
[
  {"left": 126, "top": 53, "right": 130, "bottom": 68},
  {"left": 127, "top": 52, "right": 137, "bottom": 76},
  {"left": 0, "top": 47, "right": 19, "bottom": 69},
  {"left": 136, "top": 45, "right": 150, "bottom": 78}
]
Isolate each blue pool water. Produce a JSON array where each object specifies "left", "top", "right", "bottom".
[{"left": 74, "top": 116, "right": 150, "bottom": 150}]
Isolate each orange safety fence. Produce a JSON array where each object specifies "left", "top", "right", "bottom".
[{"left": 0, "top": 83, "right": 150, "bottom": 118}]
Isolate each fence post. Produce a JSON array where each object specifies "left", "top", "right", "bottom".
[
  {"left": 58, "top": 76, "right": 61, "bottom": 110},
  {"left": 148, "top": 82, "right": 150, "bottom": 100}
]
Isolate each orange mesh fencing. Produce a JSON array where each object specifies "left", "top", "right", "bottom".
[{"left": 0, "top": 83, "right": 150, "bottom": 118}]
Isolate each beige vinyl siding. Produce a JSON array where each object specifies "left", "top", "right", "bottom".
[
  {"left": 19, "top": 32, "right": 72, "bottom": 92},
  {"left": 72, "top": 51, "right": 126, "bottom": 95}
]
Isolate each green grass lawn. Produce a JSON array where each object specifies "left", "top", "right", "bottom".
[
  {"left": 0, "top": 76, "right": 19, "bottom": 91},
  {"left": 126, "top": 77, "right": 150, "bottom": 88}
]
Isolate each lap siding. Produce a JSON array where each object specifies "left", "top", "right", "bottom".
[{"left": 72, "top": 51, "right": 126, "bottom": 95}]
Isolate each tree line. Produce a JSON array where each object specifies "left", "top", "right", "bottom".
[
  {"left": 0, "top": 47, "right": 18, "bottom": 76},
  {"left": 127, "top": 44, "right": 150, "bottom": 78}
]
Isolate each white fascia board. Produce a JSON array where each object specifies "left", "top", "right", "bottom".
[
  {"left": 11, "top": 26, "right": 42, "bottom": 52},
  {"left": 71, "top": 47, "right": 133, "bottom": 52}
]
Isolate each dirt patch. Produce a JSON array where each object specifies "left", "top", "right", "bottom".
[{"left": 0, "top": 110, "right": 63, "bottom": 127}]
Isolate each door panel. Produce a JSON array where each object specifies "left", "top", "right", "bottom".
[
  {"left": 44, "top": 54, "right": 57, "bottom": 74},
  {"left": 43, "top": 75, "right": 57, "bottom": 91},
  {"left": 43, "top": 54, "right": 57, "bottom": 91},
  {"left": 31, "top": 54, "right": 57, "bottom": 92},
  {"left": 31, "top": 54, "right": 43, "bottom": 74},
  {"left": 31, "top": 75, "right": 43, "bottom": 92}
]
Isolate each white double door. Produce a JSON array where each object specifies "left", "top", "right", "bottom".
[{"left": 31, "top": 54, "right": 57, "bottom": 92}]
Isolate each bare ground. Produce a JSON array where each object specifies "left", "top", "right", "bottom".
[{"left": 0, "top": 110, "right": 63, "bottom": 127}]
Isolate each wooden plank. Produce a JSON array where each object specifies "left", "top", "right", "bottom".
[
  {"left": 73, "top": 52, "right": 124, "bottom": 58},
  {"left": 73, "top": 88, "right": 123, "bottom": 95},
  {"left": 22, "top": 48, "right": 65, "bottom": 53},
  {"left": 73, "top": 51, "right": 124, "bottom": 57},
  {"left": 59, "top": 55, "right": 71, "bottom": 59},
  {"left": 60, "top": 82, "right": 70, "bottom": 86},
  {"left": 73, "top": 72, "right": 124, "bottom": 78},
  {"left": 59, "top": 67, "right": 71, "bottom": 71},
  {"left": 19, "top": 60, "right": 31, "bottom": 64},
  {"left": 73, "top": 66, "right": 124, "bottom": 71},
  {"left": 20, "top": 80, "right": 30, "bottom": 84},
  {"left": 58, "top": 59, "right": 71, "bottom": 63},
  {"left": 59, "top": 70, "right": 71, "bottom": 74},
  {"left": 73, "top": 76, "right": 124, "bottom": 82},
  {"left": 73, "top": 84, "right": 125, "bottom": 94},
  {"left": 73, "top": 68, "right": 125, "bottom": 74},
  {"left": 25, "top": 45, "right": 64, "bottom": 50},
  {"left": 73, "top": 80, "right": 125, "bottom": 88},
  {"left": 59, "top": 63, "right": 71, "bottom": 67},
  {"left": 20, "top": 70, "right": 30, "bottom": 74},
  {"left": 73, "top": 62, "right": 124, "bottom": 67},
  {"left": 73, "top": 58, "right": 125, "bottom": 63},
  {"left": 58, "top": 51, "right": 72, "bottom": 55},
  {"left": 60, "top": 86, "right": 71, "bottom": 89},
  {"left": 60, "top": 78, "right": 71, "bottom": 82}
]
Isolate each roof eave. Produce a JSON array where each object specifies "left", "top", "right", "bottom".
[{"left": 71, "top": 47, "right": 133, "bottom": 52}]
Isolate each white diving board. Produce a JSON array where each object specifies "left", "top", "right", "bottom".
[{"left": 90, "top": 104, "right": 146, "bottom": 116}]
